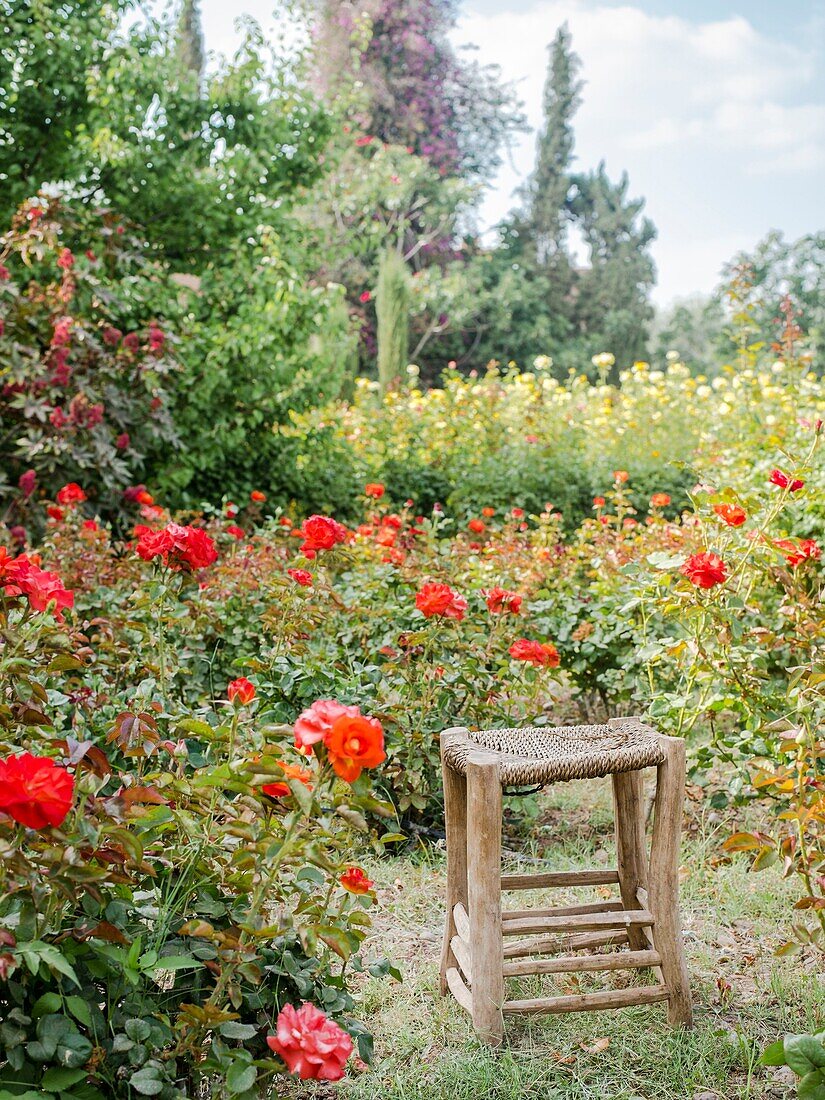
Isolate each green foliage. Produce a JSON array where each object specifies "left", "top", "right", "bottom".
[
  {"left": 154, "top": 230, "right": 356, "bottom": 507},
  {"left": 376, "top": 249, "right": 410, "bottom": 393}
]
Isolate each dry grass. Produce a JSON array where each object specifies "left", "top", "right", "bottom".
[{"left": 280, "top": 778, "right": 824, "bottom": 1100}]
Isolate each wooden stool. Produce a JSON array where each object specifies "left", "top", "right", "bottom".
[{"left": 439, "top": 718, "right": 692, "bottom": 1046}]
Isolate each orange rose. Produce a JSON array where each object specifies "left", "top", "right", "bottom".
[{"left": 324, "top": 714, "right": 385, "bottom": 783}]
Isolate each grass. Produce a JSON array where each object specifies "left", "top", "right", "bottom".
[{"left": 286, "top": 778, "right": 823, "bottom": 1100}]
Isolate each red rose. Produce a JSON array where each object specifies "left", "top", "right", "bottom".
[
  {"left": 123, "top": 332, "right": 140, "bottom": 353},
  {"left": 509, "top": 638, "right": 560, "bottom": 668},
  {"left": 650, "top": 493, "right": 671, "bottom": 508},
  {"left": 262, "top": 762, "right": 313, "bottom": 799},
  {"left": 680, "top": 551, "right": 727, "bottom": 588},
  {"left": 0, "top": 753, "right": 74, "bottom": 829},
  {"left": 484, "top": 586, "right": 522, "bottom": 615},
  {"left": 3, "top": 555, "right": 74, "bottom": 620},
  {"left": 324, "top": 713, "right": 385, "bottom": 782},
  {"left": 769, "top": 469, "right": 804, "bottom": 493},
  {"left": 713, "top": 503, "right": 746, "bottom": 527},
  {"left": 115, "top": 433, "right": 130, "bottom": 451},
  {"left": 266, "top": 1003, "right": 353, "bottom": 1081},
  {"left": 250, "top": 490, "right": 266, "bottom": 502},
  {"left": 56, "top": 248, "right": 74, "bottom": 271},
  {"left": 18, "top": 470, "right": 36, "bottom": 498},
  {"left": 148, "top": 324, "right": 165, "bottom": 353},
  {"left": 287, "top": 568, "right": 313, "bottom": 587},
  {"left": 294, "top": 699, "right": 360, "bottom": 751},
  {"left": 226, "top": 525, "right": 244, "bottom": 540},
  {"left": 46, "top": 506, "right": 64, "bottom": 523},
  {"left": 227, "top": 677, "right": 255, "bottom": 705},
  {"left": 0, "top": 263, "right": 9, "bottom": 281},
  {"left": 136, "top": 523, "right": 218, "bottom": 572},
  {"left": 359, "top": 290, "right": 372, "bottom": 304},
  {"left": 511, "top": 507, "right": 524, "bottom": 518},
  {"left": 340, "top": 866, "right": 374, "bottom": 894},
  {"left": 775, "top": 538, "right": 820, "bottom": 567},
  {"left": 415, "top": 582, "right": 467, "bottom": 621},
  {"left": 482, "top": 507, "right": 495, "bottom": 518},
  {"left": 593, "top": 496, "right": 606, "bottom": 508},
  {"left": 468, "top": 518, "right": 485, "bottom": 534},
  {"left": 56, "top": 482, "right": 86, "bottom": 505},
  {"left": 364, "top": 482, "right": 384, "bottom": 498},
  {"left": 102, "top": 325, "right": 122, "bottom": 346},
  {"left": 299, "top": 514, "right": 349, "bottom": 556},
  {"left": 613, "top": 470, "right": 629, "bottom": 483}
]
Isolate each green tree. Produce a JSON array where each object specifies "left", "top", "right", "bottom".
[
  {"left": 376, "top": 247, "right": 410, "bottom": 393},
  {"left": 570, "top": 163, "right": 657, "bottom": 369},
  {"left": 175, "top": 0, "right": 206, "bottom": 81},
  {"left": 0, "top": 0, "right": 131, "bottom": 222}
]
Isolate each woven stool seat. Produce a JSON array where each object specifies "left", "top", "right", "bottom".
[{"left": 442, "top": 718, "right": 665, "bottom": 786}]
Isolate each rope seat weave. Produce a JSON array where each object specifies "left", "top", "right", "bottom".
[{"left": 442, "top": 719, "right": 664, "bottom": 786}]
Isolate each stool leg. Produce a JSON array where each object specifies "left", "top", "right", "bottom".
[
  {"left": 439, "top": 732, "right": 468, "bottom": 996},
  {"left": 612, "top": 769, "right": 649, "bottom": 950},
  {"left": 466, "top": 751, "right": 504, "bottom": 1046},
  {"left": 648, "top": 736, "right": 693, "bottom": 1027}
]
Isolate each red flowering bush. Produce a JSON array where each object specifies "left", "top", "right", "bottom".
[
  {"left": 0, "top": 199, "right": 180, "bottom": 526},
  {"left": 680, "top": 551, "right": 728, "bottom": 588},
  {"left": 299, "top": 513, "right": 350, "bottom": 556},
  {"left": 509, "top": 637, "right": 561, "bottom": 668}
]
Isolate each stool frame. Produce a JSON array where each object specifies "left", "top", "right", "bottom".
[{"left": 439, "top": 720, "right": 693, "bottom": 1046}]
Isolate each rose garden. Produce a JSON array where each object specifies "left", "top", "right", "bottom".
[{"left": 1, "top": 2, "right": 824, "bottom": 1098}]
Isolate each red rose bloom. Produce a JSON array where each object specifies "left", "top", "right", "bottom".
[
  {"left": 115, "top": 433, "right": 130, "bottom": 451},
  {"left": 227, "top": 677, "right": 255, "bottom": 705},
  {"left": 299, "top": 514, "right": 349, "bottom": 556},
  {"left": 226, "top": 525, "right": 245, "bottom": 540},
  {"left": 713, "top": 503, "right": 747, "bottom": 527},
  {"left": 324, "top": 713, "right": 386, "bottom": 782},
  {"left": 775, "top": 538, "right": 820, "bottom": 567},
  {"left": 364, "top": 482, "right": 384, "bottom": 498},
  {"left": 769, "top": 469, "right": 804, "bottom": 493},
  {"left": 680, "top": 551, "right": 727, "bottom": 588},
  {"left": 56, "top": 248, "right": 74, "bottom": 271},
  {"left": 0, "top": 753, "right": 74, "bottom": 829},
  {"left": 509, "top": 638, "right": 561, "bottom": 668},
  {"left": 250, "top": 490, "right": 266, "bottom": 502},
  {"left": 294, "top": 699, "right": 360, "bottom": 751},
  {"left": 484, "top": 586, "right": 522, "bottom": 615},
  {"left": 468, "top": 518, "right": 485, "bottom": 534},
  {"left": 340, "top": 867, "right": 374, "bottom": 894},
  {"left": 415, "top": 582, "right": 467, "bottom": 621},
  {"left": 56, "top": 482, "right": 86, "bottom": 505},
  {"left": 287, "top": 568, "right": 313, "bottom": 587},
  {"left": 613, "top": 470, "right": 629, "bottom": 484},
  {"left": 4, "top": 555, "right": 74, "bottom": 620},
  {"left": 266, "top": 1003, "right": 353, "bottom": 1081},
  {"left": 102, "top": 325, "right": 122, "bottom": 346},
  {"left": 593, "top": 496, "right": 606, "bottom": 508},
  {"left": 359, "top": 290, "right": 372, "bottom": 303},
  {"left": 18, "top": 470, "right": 36, "bottom": 498},
  {"left": 262, "top": 762, "right": 313, "bottom": 799},
  {"left": 650, "top": 493, "right": 671, "bottom": 508},
  {"left": 482, "top": 507, "right": 495, "bottom": 518},
  {"left": 135, "top": 523, "right": 218, "bottom": 572}
]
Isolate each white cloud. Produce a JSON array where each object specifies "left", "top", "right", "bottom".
[{"left": 456, "top": 1, "right": 825, "bottom": 301}]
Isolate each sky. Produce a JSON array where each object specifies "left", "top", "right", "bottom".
[{"left": 195, "top": 0, "right": 825, "bottom": 304}]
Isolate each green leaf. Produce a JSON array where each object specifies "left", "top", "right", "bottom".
[
  {"left": 786, "top": 1035, "right": 825, "bottom": 1076},
  {"left": 41, "top": 1067, "right": 88, "bottom": 1092},
  {"left": 218, "top": 1022, "right": 258, "bottom": 1040},
  {"left": 798, "top": 1071, "right": 825, "bottom": 1100},
  {"left": 761, "top": 1039, "right": 787, "bottom": 1066},
  {"left": 151, "top": 955, "right": 201, "bottom": 972},
  {"left": 128, "top": 1067, "right": 165, "bottom": 1096},
  {"left": 64, "top": 996, "right": 92, "bottom": 1029},
  {"left": 226, "top": 1061, "right": 257, "bottom": 1094},
  {"left": 31, "top": 992, "right": 62, "bottom": 1018}
]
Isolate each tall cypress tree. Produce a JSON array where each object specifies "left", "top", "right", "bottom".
[
  {"left": 526, "top": 24, "right": 582, "bottom": 266},
  {"left": 376, "top": 247, "right": 410, "bottom": 394},
  {"left": 175, "top": 0, "right": 205, "bottom": 82}
]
